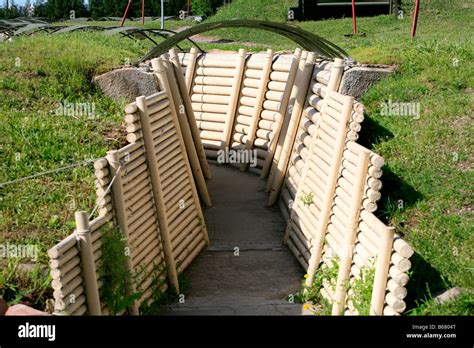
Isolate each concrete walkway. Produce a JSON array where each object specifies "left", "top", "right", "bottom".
[{"left": 162, "top": 164, "right": 304, "bottom": 315}]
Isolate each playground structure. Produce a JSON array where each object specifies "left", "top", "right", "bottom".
[{"left": 46, "top": 23, "right": 413, "bottom": 315}]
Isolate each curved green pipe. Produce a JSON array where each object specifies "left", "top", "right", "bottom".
[{"left": 138, "top": 19, "right": 350, "bottom": 63}]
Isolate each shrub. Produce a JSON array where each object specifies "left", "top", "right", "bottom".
[{"left": 191, "top": 0, "right": 223, "bottom": 16}]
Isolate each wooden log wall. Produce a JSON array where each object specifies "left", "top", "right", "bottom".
[
  {"left": 48, "top": 88, "right": 210, "bottom": 315},
  {"left": 178, "top": 50, "right": 414, "bottom": 315},
  {"left": 124, "top": 88, "right": 209, "bottom": 275}
]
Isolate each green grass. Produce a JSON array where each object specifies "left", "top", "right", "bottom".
[
  {"left": 0, "top": 32, "right": 149, "bottom": 244},
  {"left": 0, "top": 0, "right": 472, "bottom": 314},
  {"left": 0, "top": 260, "right": 52, "bottom": 310},
  {"left": 407, "top": 289, "right": 473, "bottom": 316}
]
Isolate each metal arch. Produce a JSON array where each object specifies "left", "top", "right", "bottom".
[
  {"left": 141, "top": 29, "right": 204, "bottom": 53},
  {"left": 0, "top": 20, "right": 202, "bottom": 54},
  {"left": 117, "top": 28, "right": 202, "bottom": 54},
  {"left": 52, "top": 25, "right": 110, "bottom": 35},
  {"left": 103, "top": 26, "right": 141, "bottom": 36},
  {"left": 48, "top": 26, "right": 69, "bottom": 34},
  {"left": 52, "top": 25, "right": 91, "bottom": 34},
  {"left": 128, "top": 28, "right": 203, "bottom": 53},
  {"left": 138, "top": 19, "right": 351, "bottom": 63},
  {"left": 13, "top": 23, "right": 50, "bottom": 36},
  {"left": 119, "top": 29, "right": 160, "bottom": 46},
  {"left": 126, "top": 29, "right": 186, "bottom": 52}
]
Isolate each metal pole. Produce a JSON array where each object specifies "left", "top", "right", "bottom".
[
  {"left": 352, "top": 0, "right": 357, "bottom": 34},
  {"left": 411, "top": 0, "right": 420, "bottom": 38},
  {"left": 161, "top": 0, "right": 164, "bottom": 30},
  {"left": 142, "top": 0, "right": 145, "bottom": 25},
  {"left": 120, "top": 0, "right": 132, "bottom": 27}
]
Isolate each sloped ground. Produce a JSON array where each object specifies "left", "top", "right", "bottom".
[{"left": 161, "top": 164, "right": 304, "bottom": 315}]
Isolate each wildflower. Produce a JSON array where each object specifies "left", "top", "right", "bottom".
[
  {"left": 303, "top": 303, "right": 311, "bottom": 311},
  {"left": 304, "top": 274, "right": 309, "bottom": 279}
]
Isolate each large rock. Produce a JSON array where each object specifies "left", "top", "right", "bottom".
[
  {"left": 94, "top": 67, "right": 159, "bottom": 103},
  {"left": 340, "top": 65, "right": 395, "bottom": 100}
]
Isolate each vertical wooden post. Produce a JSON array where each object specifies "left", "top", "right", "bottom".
[
  {"left": 265, "top": 51, "right": 308, "bottom": 193},
  {"left": 261, "top": 48, "right": 302, "bottom": 178},
  {"left": 331, "top": 146, "right": 370, "bottom": 315},
  {"left": 304, "top": 92, "right": 353, "bottom": 287},
  {"left": 135, "top": 96, "right": 180, "bottom": 293},
  {"left": 74, "top": 211, "right": 102, "bottom": 315},
  {"left": 185, "top": 47, "right": 198, "bottom": 95},
  {"left": 327, "top": 58, "right": 345, "bottom": 93},
  {"left": 370, "top": 226, "right": 395, "bottom": 315},
  {"left": 222, "top": 48, "right": 247, "bottom": 151},
  {"left": 283, "top": 87, "right": 327, "bottom": 244},
  {"left": 163, "top": 61, "right": 212, "bottom": 207},
  {"left": 240, "top": 49, "right": 274, "bottom": 172},
  {"left": 169, "top": 48, "right": 212, "bottom": 180},
  {"left": 151, "top": 59, "right": 212, "bottom": 207},
  {"left": 267, "top": 52, "right": 316, "bottom": 205},
  {"left": 150, "top": 58, "right": 210, "bottom": 244},
  {"left": 106, "top": 150, "right": 140, "bottom": 314}
]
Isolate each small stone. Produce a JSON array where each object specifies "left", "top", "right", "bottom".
[
  {"left": 339, "top": 65, "right": 395, "bottom": 100},
  {"left": 434, "top": 287, "right": 463, "bottom": 304}
]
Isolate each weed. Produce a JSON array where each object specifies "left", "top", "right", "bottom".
[
  {"left": 407, "top": 289, "right": 474, "bottom": 316},
  {"left": 99, "top": 224, "right": 142, "bottom": 315},
  {"left": 294, "top": 257, "right": 339, "bottom": 315},
  {"left": 348, "top": 265, "right": 376, "bottom": 315},
  {"left": 299, "top": 191, "right": 315, "bottom": 206},
  {"left": 0, "top": 259, "right": 52, "bottom": 311},
  {"left": 140, "top": 272, "right": 188, "bottom": 315}
]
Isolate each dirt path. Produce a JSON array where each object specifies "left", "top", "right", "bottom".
[{"left": 161, "top": 164, "right": 304, "bottom": 315}]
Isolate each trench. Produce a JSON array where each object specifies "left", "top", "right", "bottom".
[
  {"left": 47, "top": 47, "right": 406, "bottom": 317},
  {"left": 161, "top": 164, "right": 304, "bottom": 315}
]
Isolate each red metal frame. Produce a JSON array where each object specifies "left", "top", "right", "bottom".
[
  {"left": 121, "top": 0, "right": 146, "bottom": 27},
  {"left": 352, "top": 0, "right": 357, "bottom": 34},
  {"left": 411, "top": 0, "right": 420, "bottom": 37}
]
